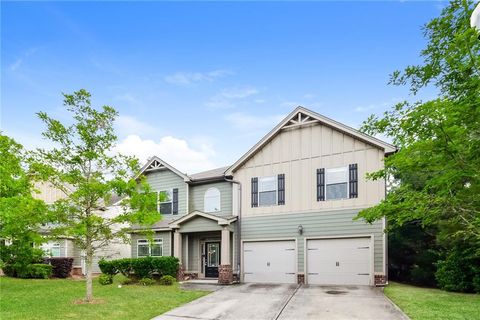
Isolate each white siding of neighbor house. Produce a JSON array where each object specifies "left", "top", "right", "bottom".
[{"left": 234, "top": 123, "right": 386, "bottom": 217}]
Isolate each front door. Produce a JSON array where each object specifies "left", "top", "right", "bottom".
[{"left": 205, "top": 242, "right": 220, "bottom": 278}]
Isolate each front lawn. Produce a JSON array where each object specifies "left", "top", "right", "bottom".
[
  {"left": 385, "top": 281, "right": 480, "bottom": 320},
  {"left": 0, "top": 276, "right": 209, "bottom": 320}
]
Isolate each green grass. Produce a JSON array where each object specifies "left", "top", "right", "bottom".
[
  {"left": 385, "top": 282, "right": 480, "bottom": 320},
  {"left": 0, "top": 275, "right": 209, "bottom": 320}
]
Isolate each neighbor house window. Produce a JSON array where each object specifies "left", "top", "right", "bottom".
[
  {"left": 258, "top": 176, "right": 277, "bottom": 206},
  {"left": 326, "top": 167, "right": 349, "bottom": 200},
  {"left": 137, "top": 239, "right": 163, "bottom": 257},
  {"left": 42, "top": 242, "right": 61, "bottom": 257},
  {"left": 158, "top": 190, "right": 173, "bottom": 215},
  {"left": 204, "top": 187, "right": 221, "bottom": 212}
]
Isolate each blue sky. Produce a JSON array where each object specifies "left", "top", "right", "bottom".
[{"left": 1, "top": 1, "right": 441, "bottom": 173}]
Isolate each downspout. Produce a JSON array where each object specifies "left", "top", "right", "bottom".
[{"left": 224, "top": 177, "right": 241, "bottom": 280}]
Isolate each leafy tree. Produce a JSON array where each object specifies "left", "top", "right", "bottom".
[
  {"left": 31, "top": 89, "right": 159, "bottom": 302},
  {"left": 357, "top": 0, "right": 480, "bottom": 291},
  {"left": 0, "top": 133, "right": 49, "bottom": 277}
]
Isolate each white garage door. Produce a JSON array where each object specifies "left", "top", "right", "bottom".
[
  {"left": 307, "top": 237, "right": 371, "bottom": 286},
  {"left": 243, "top": 240, "right": 296, "bottom": 284}
]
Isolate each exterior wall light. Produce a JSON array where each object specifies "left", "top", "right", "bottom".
[{"left": 298, "top": 225, "right": 303, "bottom": 235}]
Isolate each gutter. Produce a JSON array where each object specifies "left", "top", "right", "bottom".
[{"left": 224, "top": 176, "right": 242, "bottom": 279}]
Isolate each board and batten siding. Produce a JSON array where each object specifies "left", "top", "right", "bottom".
[
  {"left": 145, "top": 169, "right": 187, "bottom": 216},
  {"left": 234, "top": 123, "right": 386, "bottom": 216},
  {"left": 189, "top": 181, "right": 233, "bottom": 217},
  {"left": 131, "top": 231, "right": 172, "bottom": 257},
  {"left": 241, "top": 209, "right": 384, "bottom": 273}
]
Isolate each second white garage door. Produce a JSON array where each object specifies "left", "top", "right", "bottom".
[
  {"left": 307, "top": 237, "right": 371, "bottom": 286},
  {"left": 243, "top": 240, "right": 296, "bottom": 284}
]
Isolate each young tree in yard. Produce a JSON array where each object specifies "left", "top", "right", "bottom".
[
  {"left": 31, "top": 89, "right": 159, "bottom": 302},
  {"left": 357, "top": 0, "right": 480, "bottom": 291},
  {"left": 0, "top": 134, "right": 49, "bottom": 276}
]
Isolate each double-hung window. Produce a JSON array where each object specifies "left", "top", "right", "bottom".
[
  {"left": 158, "top": 190, "right": 173, "bottom": 215},
  {"left": 258, "top": 176, "right": 277, "bottom": 206},
  {"left": 325, "top": 167, "right": 349, "bottom": 200},
  {"left": 137, "top": 239, "right": 163, "bottom": 257},
  {"left": 204, "top": 187, "right": 221, "bottom": 212},
  {"left": 42, "top": 242, "right": 61, "bottom": 257}
]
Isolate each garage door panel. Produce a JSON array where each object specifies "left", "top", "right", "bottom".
[
  {"left": 307, "top": 237, "right": 371, "bottom": 286},
  {"left": 244, "top": 240, "right": 296, "bottom": 284}
]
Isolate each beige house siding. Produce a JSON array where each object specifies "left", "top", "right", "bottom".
[{"left": 234, "top": 123, "right": 386, "bottom": 217}]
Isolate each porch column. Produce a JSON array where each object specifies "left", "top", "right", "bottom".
[
  {"left": 219, "top": 226, "right": 233, "bottom": 284},
  {"left": 173, "top": 230, "right": 182, "bottom": 263},
  {"left": 173, "top": 229, "right": 184, "bottom": 281}
]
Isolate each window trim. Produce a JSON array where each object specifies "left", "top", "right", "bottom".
[
  {"left": 158, "top": 189, "right": 173, "bottom": 215},
  {"left": 325, "top": 166, "right": 349, "bottom": 201},
  {"left": 137, "top": 238, "right": 163, "bottom": 257},
  {"left": 258, "top": 176, "right": 278, "bottom": 207},
  {"left": 204, "top": 187, "right": 221, "bottom": 213}
]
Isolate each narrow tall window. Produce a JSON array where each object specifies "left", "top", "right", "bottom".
[
  {"left": 158, "top": 189, "right": 173, "bottom": 215},
  {"left": 258, "top": 176, "right": 277, "bottom": 206},
  {"left": 204, "top": 187, "right": 221, "bottom": 212},
  {"left": 326, "top": 167, "right": 349, "bottom": 200}
]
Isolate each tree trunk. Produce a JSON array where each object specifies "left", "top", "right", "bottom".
[{"left": 85, "top": 240, "right": 93, "bottom": 302}]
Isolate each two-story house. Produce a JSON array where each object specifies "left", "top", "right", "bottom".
[{"left": 131, "top": 106, "right": 396, "bottom": 286}]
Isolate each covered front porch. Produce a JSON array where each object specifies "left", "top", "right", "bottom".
[{"left": 170, "top": 211, "right": 237, "bottom": 284}]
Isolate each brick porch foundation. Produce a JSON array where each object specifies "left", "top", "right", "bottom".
[
  {"left": 218, "top": 265, "right": 233, "bottom": 284},
  {"left": 375, "top": 274, "right": 387, "bottom": 286},
  {"left": 176, "top": 265, "right": 185, "bottom": 281}
]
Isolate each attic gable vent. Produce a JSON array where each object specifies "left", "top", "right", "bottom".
[
  {"left": 146, "top": 160, "right": 164, "bottom": 171},
  {"left": 282, "top": 111, "right": 319, "bottom": 130}
]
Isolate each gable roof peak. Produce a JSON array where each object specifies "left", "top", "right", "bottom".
[
  {"left": 137, "top": 156, "right": 191, "bottom": 181},
  {"left": 226, "top": 106, "right": 396, "bottom": 174}
]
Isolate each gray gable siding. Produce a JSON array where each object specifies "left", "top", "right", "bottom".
[
  {"left": 189, "top": 181, "right": 233, "bottom": 217},
  {"left": 241, "top": 209, "right": 384, "bottom": 273},
  {"left": 131, "top": 231, "right": 172, "bottom": 258},
  {"left": 145, "top": 169, "right": 187, "bottom": 216}
]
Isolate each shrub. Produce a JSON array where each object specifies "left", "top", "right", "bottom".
[
  {"left": 98, "top": 259, "right": 117, "bottom": 276},
  {"left": 0, "top": 241, "right": 44, "bottom": 278},
  {"left": 139, "top": 277, "right": 155, "bottom": 286},
  {"left": 98, "top": 273, "right": 113, "bottom": 285},
  {"left": 151, "top": 256, "right": 179, "bottom": 277},
  {"left": 99, "top": 257, "right": 179, "bottom": 280},
  {"left": 45, "top": 257, "right": 74, "bottom": 278},
  {"left": 159, "top": 275, "right": 176, "bottom": 285},
  {"left": 21, "top": 264, "right": 53, "bottom": 279},
  {"left": 435, "top": 245, "right": 480, "bottom": 293},
  {"left": 115, "top": 258, "right": 134, "bottom": 277},
  {"left": 131, "top": 257, "right": 154, "bottom": 279}
]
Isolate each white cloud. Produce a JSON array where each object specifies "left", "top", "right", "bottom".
[
  {"left": 205, "top": 86, "right": 259, "bottom": 109},
  {"left": 9, "top": 47, "right": 39, "bottom": 72},
  {"left": 114, "top": 135, "right": 217, "bottom": 173},
  {"left": 225, "top": 112, "right": 285, "bottom": 132},
  {"left": 164, "top": 69, "right": 232, "bottom": 85},
  {"left": 114, "top": 115, "right": 158, "bottom": 137}
]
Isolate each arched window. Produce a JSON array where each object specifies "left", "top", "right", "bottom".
[{"left": 204, "top": 187, "right": 221, "bottom": 213}]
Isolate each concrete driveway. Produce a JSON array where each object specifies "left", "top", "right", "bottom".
[{"left": 153, "top": 283, "right": 408, "bottom": 320}]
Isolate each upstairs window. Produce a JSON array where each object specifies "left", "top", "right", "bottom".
[
  {"left": 204, "top": 187, "right": 221, "bottom": 213},
  {"left": 258, "top": 176, "right": 277, "bottom": 206},
  {"left": 326, "top": 167, "right": 348, "bottom": 200},
  {"left": 158, "top": 189, "right": 172, "bottom": 215},
  {"left": 137, "top": 239, "right": 163, "bottom": 257}
]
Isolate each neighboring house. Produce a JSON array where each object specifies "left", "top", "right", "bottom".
[
  {"left": 33, "top": 182, "right": 130, "bottom": 275},
  {"left": 131, "top": 106, "right": 396, "bottom": 286}
]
